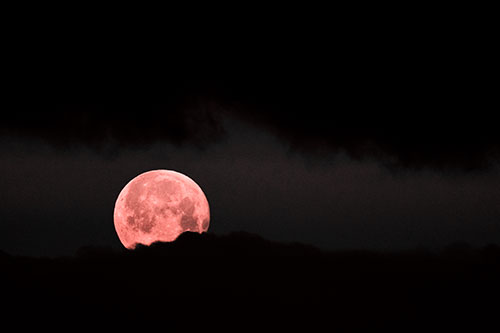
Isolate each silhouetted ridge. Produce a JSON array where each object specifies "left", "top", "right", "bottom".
[
  {"left": 132, "top": 231, "right": 321, "bottom": 257},
  {"left": 2, "top": 238, "right": 500, "bottom": 331}
]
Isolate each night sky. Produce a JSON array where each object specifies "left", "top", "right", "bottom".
[
  {"left": 1, "top": 74, "right": 499, "bottom": 256},
  {"left": 1, "top": 13, "right": 498, "bottom": 256},
  {"left": 2, "top": 12, "right": 500, "bottom": 330}
]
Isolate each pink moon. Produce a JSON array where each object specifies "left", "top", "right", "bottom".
[{"left": 113, "top": 170, "right": 210, "bottom": 249}]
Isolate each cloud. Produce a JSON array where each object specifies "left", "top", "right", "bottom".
[
  {"left": 0, "top": 100, "right": 225, "bottom": 149},
  {"left": 213, "top": 75, "right": 498, "bottom": 170},
  {"left": 2, "top": 75, "right": 497, "bottom": 169}
]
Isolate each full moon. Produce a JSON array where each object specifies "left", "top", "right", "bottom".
[{"left": 113, "top": 170, "right": 210, "bottom": 249}]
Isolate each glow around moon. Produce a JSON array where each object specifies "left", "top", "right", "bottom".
[{"left": 113, "top": 170, "right": 210, "bottom": 249}]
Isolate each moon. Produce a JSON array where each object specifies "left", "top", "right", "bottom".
[{"left": 113, "top": 170, "right": 210, "bottom": 249}]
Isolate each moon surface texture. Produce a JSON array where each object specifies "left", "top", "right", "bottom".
[{"left": 114, "top": 170, "right": 210, "bottom": 249}]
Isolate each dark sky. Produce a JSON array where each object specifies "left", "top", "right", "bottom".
[
  {"left": 1, "top": 29, "right": 498, "bottom": 257},
  {"left": 3, "top": 12, "right": 499, "bottom": 333},
  {"left": 1, "top": 90, "right": 499, "bottom": 257}
]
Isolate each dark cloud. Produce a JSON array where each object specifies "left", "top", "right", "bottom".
[
  {"left": 2, "top": 66, "right": 497, "bottom": 170},
  {"left": 214, "top": 73, "right": 497, "bottom": 170},
  {"left": 1, "top": 97, "right": 225, "bottom": 150},
  {"left": 3, "top": 7, "right": 496, "bottom": 170}
]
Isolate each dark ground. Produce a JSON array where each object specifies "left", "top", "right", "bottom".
[{"left": 2, "top": 232, "right": 499, "bottom": 332}]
